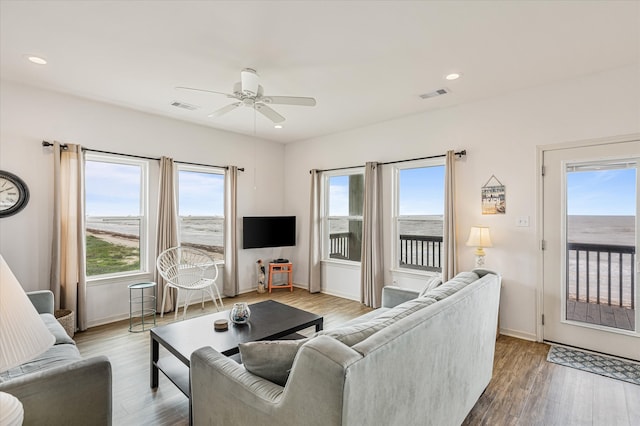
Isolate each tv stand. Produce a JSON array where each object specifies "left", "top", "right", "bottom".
[{"left": 268, "top": 262, "right": 293, "bottom": 293}]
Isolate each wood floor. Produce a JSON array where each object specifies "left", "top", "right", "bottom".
[{"left": 74, "top": 288, "right": 640, "bottom": 426}]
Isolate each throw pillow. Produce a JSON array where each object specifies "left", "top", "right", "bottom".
[
  {"left": 422, "top": 271, "right": 479, "bottom": 301},
  {"left": 418, "top": 276, "right": 443, "bottom": 298},
  {"left": 238, "top": 339, "right": 308, "bottom": 386}
]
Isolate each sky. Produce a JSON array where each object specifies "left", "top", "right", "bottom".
[
  {"left": 85, "top": 161, "right": 224, "bottom": 216},
  {"left": 85, "top": 161, "right": 637, "bottom": 218},
  {"left": 329, "top": 165, "right": 445, "bottom": 216},
  {"left": 567, "top": 168, "right": 636, "bottom": 216}
]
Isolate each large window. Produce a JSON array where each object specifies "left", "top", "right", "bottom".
[
  {"left": 394, "top": 160, "right": 445, "bottom": 272},
  {"left": 324, "top": 170, "right": 364, "bottom": 262},
  {"left": 177, "top": 166, "right": 225, "bottom": 261},
  {"left": 85, "top": 155, "right": 148, "bottom": 277}
]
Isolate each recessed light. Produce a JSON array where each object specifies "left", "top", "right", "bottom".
[
  {"left": 445, "top": 72, "right": 461, "bottom": 81},
  {"left": 274, "top": 124, "right": 283, "bottom": 129},
  {"left": 27, "top": 56, "right": 47, "bottom": 65}
]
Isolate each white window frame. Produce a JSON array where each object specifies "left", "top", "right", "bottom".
[
  {"left": 84, "top": 153, "right": 149, "bottom": 281},
  {"left": 322, "top": 168, "right": 364, "bottom": 263},
  {"left": 175, "top": 163, "right": 226, "bottom": 260},
  {"left": 392, "top": 158, "right": 445, "bottom": 275}
]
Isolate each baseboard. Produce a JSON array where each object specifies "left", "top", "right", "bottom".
[
  {"left": 499, "top": 328, "right": 537, "bottom": 342},
  {"left": 320, "top": 288, "right": 360, "bottom": 302}
]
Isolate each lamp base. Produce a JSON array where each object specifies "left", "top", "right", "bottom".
[
  {"left": 474, "top": 254, "right": 486, "bottom": 268},
  {"left": 0, "top": 391, "right": 24, "bottom": 426}
]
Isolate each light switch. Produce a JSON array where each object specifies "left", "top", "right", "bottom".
[{"left": 517, "top": 216, "right": 530, "bottom": 227}]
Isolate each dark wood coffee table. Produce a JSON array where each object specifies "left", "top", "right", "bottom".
[{"left": 150, "top": 299, "right": 323, "bottom": 398}]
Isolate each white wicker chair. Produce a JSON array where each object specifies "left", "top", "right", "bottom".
[{"left": 156, "top": 246, "right": 224, "bottom": 320}]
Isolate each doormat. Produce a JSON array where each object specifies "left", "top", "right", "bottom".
[{"left": 547, "top": 345, "right": 640, "bottom": 385}]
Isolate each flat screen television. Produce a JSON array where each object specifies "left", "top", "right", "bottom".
[{"left": 242, "top": 216, "right": 296, "bottom": 249}]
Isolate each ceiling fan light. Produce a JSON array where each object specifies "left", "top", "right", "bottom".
[{"left": 241, "top": 68, "right": 259, "bottom": 96}]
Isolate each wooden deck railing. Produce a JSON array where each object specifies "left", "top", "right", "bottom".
[
  {"left": 567, "top": 242, "right": 635, "bottom": 309},
  {"left": 399, "top": 235, "right": 443, "bottom": 272},
  {"left": 329, "top": 232, "right": 351, "bottom": 260},
  {"left": 329, "top": 233, "right": 443, "bottom": 271}
]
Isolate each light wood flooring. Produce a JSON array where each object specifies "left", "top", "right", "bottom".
[{"left": 74, "top": 288, "right": 640, "bottom": 426}]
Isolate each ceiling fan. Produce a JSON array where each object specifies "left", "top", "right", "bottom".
[{"left": 176, "top": 68, "right": 316, "bottom": 124}]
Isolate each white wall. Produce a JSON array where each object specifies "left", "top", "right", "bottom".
[
  {"left": 284, "top": 64, "right": 640, "bottom": 340},
  {"left": 0, "top": 80, "right": 290, "bottom": 326}
]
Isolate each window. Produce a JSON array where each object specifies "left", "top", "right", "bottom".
[
  {"left": 324, "top": 170, "right": 364, "bottom": 262},
  {"left": 85, "top": 155, "right": 148, "bottom": 277},
  {"left": 177, "top": 165, "right": 225, "bottom": 261},
  {"left": 394, "top": 160, "right": 445, "bottom": 272}
]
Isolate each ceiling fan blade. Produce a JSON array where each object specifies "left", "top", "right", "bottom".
[
  {"left": 208, "top": 102, "right": 241, "bottom": 118},
  {"left": 262, "top": 96, "right": 317, "bottom": 107},
  {"left": 176, "top": 86, "right": 235, "bottom": 97},
  {"left": 255, "top": 104, "right": 285, "bottom": 123}
]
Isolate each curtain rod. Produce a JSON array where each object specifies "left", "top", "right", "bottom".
[
  {"left": 42, "top": 141, "right": 244, "bottom": 171},
  {"left": 310, "top": 150, "right": 466, "bottom": 174}
]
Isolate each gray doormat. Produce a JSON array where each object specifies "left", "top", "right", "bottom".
[{"left": 547, "top": 345, "right": 640, "bottom": 385}]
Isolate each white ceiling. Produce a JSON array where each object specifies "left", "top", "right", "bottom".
[{"left": 1, "top": 1, "right": 639, "bottom": 143}]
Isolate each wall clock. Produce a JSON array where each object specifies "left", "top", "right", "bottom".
[{"left": 0, "top": 170, "right": 30, "bottom": 218}]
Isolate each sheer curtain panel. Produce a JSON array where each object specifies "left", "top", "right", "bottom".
[
  {"left": 361, "top": 162, "right": 384, "bottom": 308},
  {"left": 155, "top": 156, "right": 179, "bottom": 313},
  {"left": 50, "top": 142, "right": 87, "bottom": 331},
  {"left": 223, "top": 166, "right": 239, "bottom": 297},
  {"left": 442, "top": 150, "right": 458, "bottom": 281},
  {"left": 308, "top": 170, "right": 322, "bottom": 293}
]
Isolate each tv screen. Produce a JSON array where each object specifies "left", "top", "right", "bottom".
[{"left": 243, "top": 216, "right": 296, "bottom": 249}]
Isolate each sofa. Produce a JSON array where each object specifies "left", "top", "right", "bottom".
[
  {"left": 0, "top": 290, "right": 112, "bottom": 426},
  {"left": 190, "top": 269, "right": 501, "bottom": 426}
]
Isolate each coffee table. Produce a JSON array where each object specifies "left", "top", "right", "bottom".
[{"left": 150, "top": 299, "right": 323, "bottom": 398}]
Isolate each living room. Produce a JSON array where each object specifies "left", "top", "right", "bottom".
[{"left": 1, "top": 1, "right": 639, "bottom": 425}]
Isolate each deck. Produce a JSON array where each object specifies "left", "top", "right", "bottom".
[{"left": 566, "top": 300, "right": 635, "bottom": 331}]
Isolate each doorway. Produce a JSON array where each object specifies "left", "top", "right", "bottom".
[{"left": 541, "top": 138, "right": 639, "bottom": 360}]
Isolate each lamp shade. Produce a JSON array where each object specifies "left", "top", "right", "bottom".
[
  {"left": 466, "top": 226, "right": 493, "bottom": 248},
  {"left": 0, "top": 255, "right": 55, "bottom": 373}
]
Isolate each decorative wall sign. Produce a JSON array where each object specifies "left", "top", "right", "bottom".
[{"left": 481, "top": 175, "right": 505, "bottom": 215}]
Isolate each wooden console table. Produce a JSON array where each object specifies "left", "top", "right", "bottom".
[{"left": 268, "top": 262, "right": 293, "bottom": 293}]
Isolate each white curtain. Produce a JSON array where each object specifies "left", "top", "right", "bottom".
[
  {"left": 223, "top": 166, "right": 239, "bottom": 297},
  {"left": 308, "top": 169, "right": 322, "bottom": 293},
  {"left": 154, "top": 156, "right": 179, "bottom": 313},
  {"left": 442, "top": 150, "right": 457, "bottom": 281},
  {"left": 361, "top": 162, "right": 384, "bottom": 308},
  {"left": 50, "top": 142, "right": 87, "bottom": 331}
]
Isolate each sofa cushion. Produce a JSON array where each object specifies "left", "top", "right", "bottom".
[
  {"left": 40, "top": 313, "right": 75, "bottom": 345},
  {"left": 238, "top": 339, "right": 308, "bottom": 386},
  {"left": 317, "top": 297, "right": 437, "bottom": 346},
  {"left": 421, "top": 271, "right": 479, "bottom": 301},
  {"left": 0, "top": 343, "right": 82, "bottom": 382}
]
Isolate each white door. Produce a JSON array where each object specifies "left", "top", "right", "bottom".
[{"left": 542, "top": 139, "right": 640, "bottom": 360}]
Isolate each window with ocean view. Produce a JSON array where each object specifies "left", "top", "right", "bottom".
[
  {"left": 395, "top": 161, "right": 445, "bottom": 272},
  {"left": 325, "top": 171, "right": 364, "bottom": 262},
  {"left": 85, "top": 155, "right": 147, "bottom": 277},
  {"left": 177, "top": 166, "right": 225, "bottom": 261}
]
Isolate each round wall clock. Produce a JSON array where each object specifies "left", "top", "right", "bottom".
[{"left": 0, "top": 170, "right": 30, "bottom": 218}]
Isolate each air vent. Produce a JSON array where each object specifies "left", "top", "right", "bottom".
[
  {"left": 419, "top": 88, "right": 450, "bottom": 99},
  {"left": 170, "top": 101, "right": 199, "bottom": 111}
]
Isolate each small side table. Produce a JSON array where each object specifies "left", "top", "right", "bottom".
[
  {"left": 268, "top": 263, "right": 293, "bottom": 293},
  {"left": 128, "top": 282, "right": 157, "bottom": 332}
]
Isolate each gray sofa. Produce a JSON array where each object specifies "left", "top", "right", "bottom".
[
  {"left": 190, "top": 269, "right": 501, "bottom": 426},
  {"left": 0, "top": 290, "right": 112, "bottom": 426}
]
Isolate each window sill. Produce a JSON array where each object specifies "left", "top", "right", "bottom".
[
  {"left": 389, "top": 267, "right": 440, "bottom": 279},
  {"left": 321, "top": 258, "right": 360, "bottom": 268},
  {"left": 87, "top": 271, "right": 153, "bottom": 287}
]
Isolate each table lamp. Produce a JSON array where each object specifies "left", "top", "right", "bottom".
[
  {"left": 466, "top": 226, "right": 493, "bottom": 267},
  {"left": 0, "top": 255, "right": 55, "bottom": 425}
]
